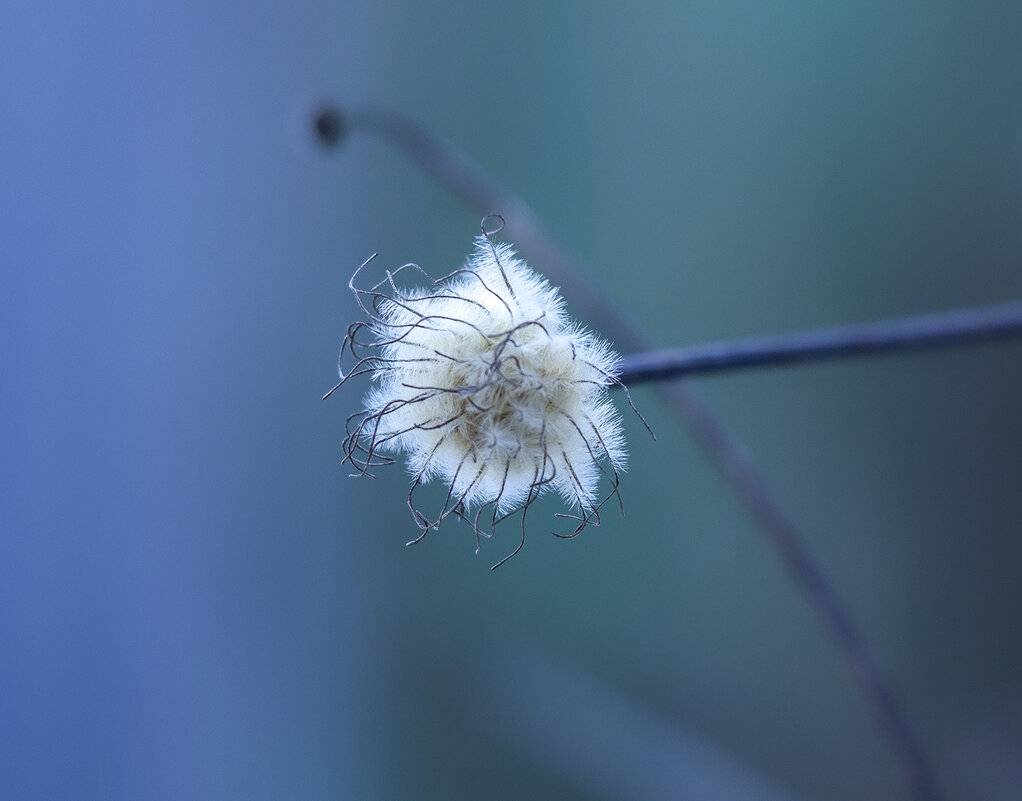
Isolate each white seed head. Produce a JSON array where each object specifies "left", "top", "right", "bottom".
[{"left": 332, "top": 227, "right": 628, "bottom": 566}]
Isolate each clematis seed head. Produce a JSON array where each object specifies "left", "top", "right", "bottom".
[{"left": 328, "top": 217, "right": 630, "bottom": 567}]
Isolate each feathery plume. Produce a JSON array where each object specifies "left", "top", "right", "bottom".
[{"left": 327, "top": 217, "right": 634, "bottom": 567}]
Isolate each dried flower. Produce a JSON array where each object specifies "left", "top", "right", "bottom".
[{"left": 327, "top": 218, "right": 637, "bottom": 567}]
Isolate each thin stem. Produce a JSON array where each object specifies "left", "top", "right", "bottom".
[
  {"left": 318, "top": 105, "right": 647, "bottom": 353},
  {"left": 619, "top": 301, "right": 1022, "bottom": 384},
  {"left": 321, "top": 103, "right": 943, "bottom": 801}
]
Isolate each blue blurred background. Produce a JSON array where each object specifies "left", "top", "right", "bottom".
[{"left": 2, "top": 2, "right": 1021, "bottom": 799}]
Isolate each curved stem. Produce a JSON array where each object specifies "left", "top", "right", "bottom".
[{"left": 322, "top": 103, "right": 943, "bottom": 801}]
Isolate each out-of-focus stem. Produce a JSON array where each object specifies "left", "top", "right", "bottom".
[{"left": 320, "top": 103, "right": 944, "bottom": 801}]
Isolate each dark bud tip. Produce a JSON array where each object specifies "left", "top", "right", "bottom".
[{"left": 312, "top": 106, "right": 347, "bottom": 148}]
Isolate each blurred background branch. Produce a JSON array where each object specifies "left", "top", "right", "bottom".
[
  {"left": 462, "top": 648, "right": 808, "bottom": 801},
  {"left": 319, "top": 103, "right": 944, "bottom": 801}
]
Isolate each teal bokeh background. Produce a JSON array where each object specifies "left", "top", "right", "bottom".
[{"left": 3, "top": 2, "right": 1021, "bottom": 799}]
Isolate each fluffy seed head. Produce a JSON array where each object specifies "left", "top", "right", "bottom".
[{"left": 330, "top": 224, "right": 628, "bottom": 566}]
